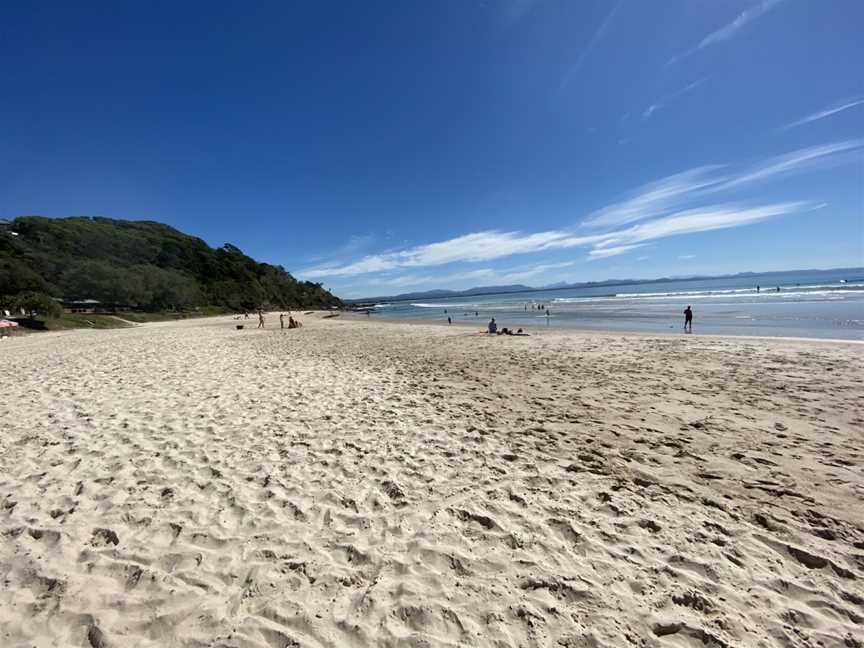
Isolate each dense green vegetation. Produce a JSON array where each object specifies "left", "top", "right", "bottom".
[{"left": 0, "top": 216, "right": 341, "bottom": 313}]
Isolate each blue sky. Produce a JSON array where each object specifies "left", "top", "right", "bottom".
[{"left": 2, "top": 1, "right": 862, "bottom": 298}]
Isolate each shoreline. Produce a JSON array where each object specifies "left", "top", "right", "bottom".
[
  {"left": 6, "top": 310, "right": 862, "bottom": 347},
  {"left": 339, "top": 310, "right": 864, "bottom": 346}
]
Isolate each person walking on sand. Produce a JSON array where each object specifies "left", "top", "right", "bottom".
[
  {"left": 279, "top": 313, "right": 285, "bottom": 329},
  {"left": 258, "top": 310, "right": 265, "bottom": 329},
  {"left": 684, "top": 305, "right": 693, "bottom": 333},
  {"left": 447, "top": 316, "right": 452, "bottom": 325}
]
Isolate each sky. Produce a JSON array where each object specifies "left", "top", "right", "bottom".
[{"left": 2, "top": 1, "right": 862, "bottom": 298}]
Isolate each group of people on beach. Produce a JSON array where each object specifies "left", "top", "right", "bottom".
[
  {"left": 487, "top": 318, "right": 527, "bottom": 336},
  {"left": 278, "top": 312, "right": 302, "bottom": 329},
  {"left": 444, "top": 304, "right": 699, "bottom": 334},
  {"left": 525, "top": 303, "right": 550, "bottom": 314},
  {"left": 243, "top": 310, "right": 302, "bottom": 329}
]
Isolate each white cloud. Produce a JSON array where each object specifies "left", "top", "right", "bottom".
[
  {"left": 583, "top": 164, "right": 727, "bottom": 229},
  {"left": 301, "top": 230, "right": 608, "bottom": 278},
  {"left": 780, "top": 98, "right": 864, "bottom": 131},
  {"left": 668, "top": 0, "right": 786, "bottom": 65},
  {"left": 588, "top": 244, "right": 647, "bottom": 259},
  {"left": 582, "top": 139, "right": 862, "bottom": 230},
  {"left": 716, "top": 139, "right": 864, "bottom": 190},
  {"left": 359, "top": 260, "right": 580, "bottom": 292},
  {"left": 643, "top": 77, "right": 709, "bottom": 120},
  {"left": 592, "top": 201, "right": 821, "bottom": 252},
  {"left": 303, "top": 139, "right": 853, "bottom": 283},
  {"left": 678, "top": 254, "right": 696, "bottom": 260},
  {"left": 305, "top": 201, "right": 815, "bottom": 280}
]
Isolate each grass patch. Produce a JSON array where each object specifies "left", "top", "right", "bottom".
[
  {"left": 41, "top": 314, "right": 133, "bottom": 330},
  {"left": 17, "top": 307, "right": 228, "bottom": 332},
  {"left": 116, "top": 307, "right": 225, "bottom": 323}
]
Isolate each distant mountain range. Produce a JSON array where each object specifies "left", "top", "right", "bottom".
[{"left": 349, "top": 267, "right": 863, "bottom": 303}]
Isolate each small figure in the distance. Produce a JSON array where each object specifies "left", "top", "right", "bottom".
[{"left": 683, "top": 305, "right": 693, "bottom": 333}]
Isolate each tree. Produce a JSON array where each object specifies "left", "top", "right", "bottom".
[
  {"left": 1, "top": 216, "right": 343, "bottom": 312},
  {"left": 9, "top": 291, "right": 62, "bottom": 318}
]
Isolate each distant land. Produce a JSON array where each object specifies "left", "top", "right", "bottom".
[
  {"left": 350, "top": 267, "right": 864, "bottom": 303},
  {"left": 1, "top": 216, "right": 341, "bottom": 312}
]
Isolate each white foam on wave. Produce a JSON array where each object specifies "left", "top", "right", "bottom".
[
  {"left": 550, "top": 286, "right": 864, "bottom": 304},
  {"left": 614, "top": 283, "right": 864, "bottom": 299},
  {"left": 410, "top": 302, "right": 477, "bottom": 308}
]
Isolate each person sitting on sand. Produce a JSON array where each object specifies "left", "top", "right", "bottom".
[
  {"left": 288, "top": 316, "right": 303, "bottom": 329},
  {"left": 488, "top": 318, "right": 497, "bottom": 334},
  {"left": 684, "top": 305, "right": 693, "bottom": 333}
]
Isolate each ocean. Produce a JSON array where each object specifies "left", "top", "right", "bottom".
[{"left": 363, "top": 268, "right": 864, "bottom": 340}]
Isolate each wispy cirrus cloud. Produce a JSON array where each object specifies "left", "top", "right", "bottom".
[
  {"left": 643, "top": 77, "right": 709, "bottom": 120},
  {"left": 366, "top": 261, "right": 580, "bottom": 291},
  {"left": 301, "top": 139, "right": 856, "bottom": 281},
  {"left": 588, "top": 244, "right": 647, "bottom": 260},
  {"left": 779, "top": 98, "right": 864, "bottom": 131},
  {"left": 667, "top": 0, "right": 786, "bottom": 66},
  {"left": 559, "top": 0, "right": 622, "bottom": 89},
  {"left": 582, "top": 139, "right": 863, "bottom": 229},
  {"left": 303, "top": 230, "right": 608, "bottom": 278},
  {"left": 715, "top": 139, "right": 864, "bottom": 190},
  {"left": 592, "top": 201, "right": 823, "bottom": 252},
  {"left": 582, "top": 165, "right": 727, "bottom": 229},
  {"left": 302, "top": 201, "right": 818, "bottom": 278}
]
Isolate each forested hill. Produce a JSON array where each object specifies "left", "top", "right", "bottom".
[{"left": 0, "top": 216, "right": 341, "bottom": 311}]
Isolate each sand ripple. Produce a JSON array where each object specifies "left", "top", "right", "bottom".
[{"left": 1, "top": 317, "right": 862, "bottom": 647}]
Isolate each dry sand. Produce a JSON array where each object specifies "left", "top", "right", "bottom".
[{"left": 1, "top": 314, "right": 862, "bottom": 648}]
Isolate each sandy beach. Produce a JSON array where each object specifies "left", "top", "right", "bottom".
[{"left": 1, "top": 314, "right": 862, "bottom": 648}]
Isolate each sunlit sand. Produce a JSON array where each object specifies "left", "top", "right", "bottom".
[{"left": 1, "top": 314, "right": 862, "bottom": 647}]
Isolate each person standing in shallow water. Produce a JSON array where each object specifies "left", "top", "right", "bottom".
[{"left": 684, "top": 305, "right": 693, "bottom": 333}]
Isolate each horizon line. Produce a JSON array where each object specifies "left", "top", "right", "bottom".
[{"left": 345, "top": 265, "right": 864, "bottom": 302}]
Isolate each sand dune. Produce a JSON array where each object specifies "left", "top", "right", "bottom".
[{"left": 1, "top": 315, "right": 862, "bottom": 647}]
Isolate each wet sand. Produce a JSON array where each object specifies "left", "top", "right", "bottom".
[{"left": 1, "top": 314, "right": 862, "bottom": 647}]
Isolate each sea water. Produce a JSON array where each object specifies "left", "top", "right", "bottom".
[{"left": 365, "top": 268, "right": 864, "bottom": 340}]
